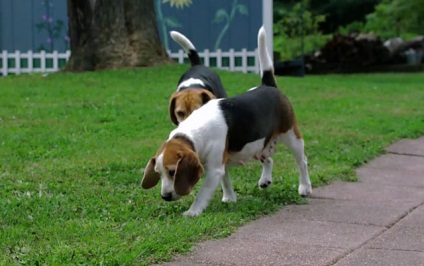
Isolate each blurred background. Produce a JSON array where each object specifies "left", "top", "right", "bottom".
[{"left": 0, "top": 0, "right": 423, "bottom": 75}]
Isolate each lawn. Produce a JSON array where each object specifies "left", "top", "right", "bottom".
[{"left": 1, "top": 66, "right": 423, "bottom": 265}]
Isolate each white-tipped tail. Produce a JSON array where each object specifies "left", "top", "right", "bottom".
[
  {"left": 257, "top": 26, "right": 273, "bottom": 73},
  {"left": 170, "top": 31, "right": 196, "bottom": 54}
]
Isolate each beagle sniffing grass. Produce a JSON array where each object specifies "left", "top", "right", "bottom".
[
  {"left": 169, "top": 31, "right": 227, "bottom": 125},
  {"left": 142, "top": 26, "right": 312, "bottom": 216}
]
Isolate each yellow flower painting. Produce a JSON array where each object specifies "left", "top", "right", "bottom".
[{"left": 162, "top": 0, "right": 192, "bottom": 9}]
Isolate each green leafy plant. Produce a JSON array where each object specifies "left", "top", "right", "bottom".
[
  {"left": 366, "top": 0, "right": 424, "bottom": 39},
  {"left": 342, "top": 0, "right": 424, "bottom": 40},
  {"left": 274, "top": 0, "right": 328, "bottom": 61},
  {"left": 212, "top": 0, "right": 248, "bottom": 51},
  {"left": 35, "top": 0, "right": 69, "bottom": 52},
  {"left": 338, "top": 21, "right": 365, "bottom": 35}
]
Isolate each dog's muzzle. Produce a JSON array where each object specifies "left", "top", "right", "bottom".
[
  {"left": 161, "top": 193, "right": 173, "bottom": 201},
  {"left": 161, "top": 193, "right": 181, "bottom": 202}
]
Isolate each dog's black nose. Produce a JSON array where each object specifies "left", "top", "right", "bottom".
[{"left": 161, "top": 193, "right": 173, "bottom": 201}]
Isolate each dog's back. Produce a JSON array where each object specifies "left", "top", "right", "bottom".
[
  {"left": 177, "top": 65, "right": 227, "bottom": 98},
  {"left": 219, "top": 26, "right": 293, "bottom": 152},
  {"left": 219, "top": 87, "right": 285, "bottom": 152}
]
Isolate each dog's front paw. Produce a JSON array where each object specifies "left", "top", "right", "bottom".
[
  {"left": 258, "top": 179, "right": 272, "bottom": 189},
  {"left": 222, "top": 193, "right": 237, "bottom": 203},
  {"left": 183, "top": 209, "right": 202, "bottom": 217},
  {"left": 298, "top": 183, "right": 312, "bottom": 196}
]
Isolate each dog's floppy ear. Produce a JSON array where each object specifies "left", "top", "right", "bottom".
[
  {"left": 141, "top": 157, "right": 160, "bottom": 189},
  {"left": 174, "top": 151, "right": 204, "bottom": 196},
  {"left": 169, "top": 93, "right": 179, "bottom": 125},
  {"left": 200, "top": 90, "right": 215, "bottom": 105}
]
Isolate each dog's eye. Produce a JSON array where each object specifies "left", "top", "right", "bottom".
[
  {"left": 176, "top": 111, "right": 185, "bottom": 117},
  {"left": 168, "top": 170, "right": 175, "bottom": 177}
]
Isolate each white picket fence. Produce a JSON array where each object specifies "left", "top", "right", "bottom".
[
  {"left": 169, "top": 48, "right": 260, "bottom": 73},
  {"left": 1, "top": 50, "right": 71, "bottom": 76},
  {"left": 0, "top": 49, "right": 259, "bottom": 76}
]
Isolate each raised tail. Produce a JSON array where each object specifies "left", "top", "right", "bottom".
[
  {"left": 257, "top": 26, "right": 277, "bottom": 87},
  {"left": 170, "top": 31, "right": 202, "bottom": 66}
]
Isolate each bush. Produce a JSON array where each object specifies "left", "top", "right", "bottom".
[
  {"left": 340, "top": 0, "right": 424, "bottom": 40},
  {"left": 273, "top": 0, "right": 328, "bottom": 61}
]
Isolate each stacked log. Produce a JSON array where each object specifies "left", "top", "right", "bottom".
[
  {"left": 312, "top": 33, "right": 390, "bottom": 67},
  {"left": 385, "top": 36, "right": 424, "bottom": 56},
  {"left": 304, "top": 34, "right": 424, "bottom": 73}
]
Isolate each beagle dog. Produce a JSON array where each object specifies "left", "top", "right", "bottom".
[
  {"left": 169, "top": 31, "right": 227, "bottom": 125},
  {"left": 142, "top": 26, "right": 312, "bottom": 216}
]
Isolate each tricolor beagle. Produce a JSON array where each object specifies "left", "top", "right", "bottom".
[
  {"left": 169, "top": 31, "right": 227, "bottom": 125},
  {"left": 142, "top": 26, "right": 312, "bottom": 216}
]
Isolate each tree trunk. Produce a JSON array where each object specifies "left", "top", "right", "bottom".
[{"left": 65, "top": 0, "right": 171, "bottom": 71}]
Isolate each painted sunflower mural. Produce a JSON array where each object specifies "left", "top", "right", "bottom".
[
  {"left": 156, "top": 0, "right": 253, "bottom": 52},
  {"left": 156, "top": 0, "right": 193, "bottom": 51}
]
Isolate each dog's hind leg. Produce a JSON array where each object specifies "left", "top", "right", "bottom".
[
  {"left": 258, "top": 157, "right": 273, "bottom": 189},
  {"left": 279, "top": 127, "right": 312, "bottom": 196},
  {"left": 221, "top": 165, "right": 237, "bottom": 202}
]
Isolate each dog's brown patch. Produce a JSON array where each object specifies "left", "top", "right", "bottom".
[
  {"left": 162, "top": 138, "right": 190, "bottom": 167},
  {"left": 141, "top": 143, "right": 167, "bottom": 189},
  {"left": 141, "top": 157, "right": 160, "bottom": 189},
  {"left": 222, "top": 137, "right": 229, "bottom": 164},
  {"left": 173, "top": 149, "right": 203, "bottom": 195},
  {"left": 276, "top": 93, "right": 296, "bottom": 134},
  {"left": 275, "top": 93, "right": 303, "bottom": 139},
  {"left": 169, "top": 89, "right": 216, "bottom": 125},
  {"left": 293, "top": 121, "right": 303, "bottom": 139},
  {"left": 161, "top": 137, "right": 203, "bottom": 195}
]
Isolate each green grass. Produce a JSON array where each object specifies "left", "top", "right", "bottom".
[{"left": 1, "top": 66, "right": 423, "bottom": 265}]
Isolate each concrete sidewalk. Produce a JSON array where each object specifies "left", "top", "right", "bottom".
[{"left": 160, "top": 137, "right": 424, "bottom": 266}]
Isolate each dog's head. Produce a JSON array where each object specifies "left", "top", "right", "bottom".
[
  {"left": 141, "top": 137, "right": 204, "bottom": 201},
  {"left": 169, "top": 89, "right": 215, "bottom": 125}
]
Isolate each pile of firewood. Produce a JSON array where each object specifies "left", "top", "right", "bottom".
[
  {"left": 312, "top": 33, "right": 390, "bottom": 66},
  {"left": 384, "top": 36, "right": 424, "bottom": 64},
  {"left": 305, "top": 33, "right": 424, "bottom": 73}
]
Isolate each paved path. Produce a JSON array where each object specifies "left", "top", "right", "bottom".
[{"left": 160, "top": 137, "right": 424, "bottom": 266}]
